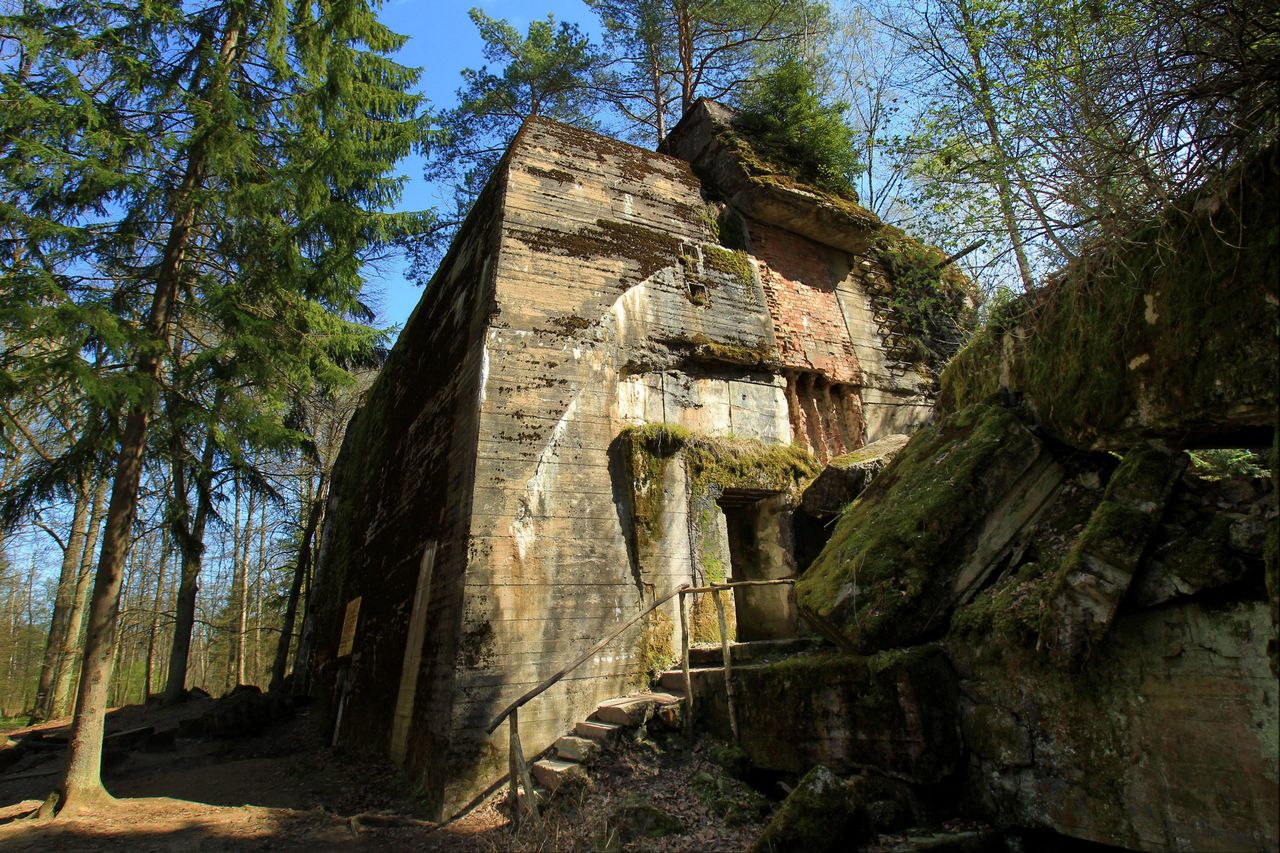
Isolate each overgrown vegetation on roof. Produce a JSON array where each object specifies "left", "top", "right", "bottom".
[{"left": 735, "top": 59, "right": 861, "bottom": 198}]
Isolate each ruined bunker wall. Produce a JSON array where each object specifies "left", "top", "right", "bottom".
[
  {"left": 307, "top": 167, "right": 507, "bottom": 817},
  {"left": 939, "top": 143, "right": 1279, "bottom": 451},
  {"left": 662, "top": 100, "right": 946, "bottom": 453},
  {"left": 953, "top": 598, "right": 1278, "bottom": 852},
  {"left": 436, "top": 118, "right": 803, "bottom": 814},
  {"left": 746, "top": 221, "right": 935, "bottom": 454}
]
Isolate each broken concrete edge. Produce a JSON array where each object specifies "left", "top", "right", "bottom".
[
  {"left": 663, "top": 99, "right": 978, "bottom": 370},
  {"left": 1041, "top": 444, "right": 1189, "bottom": 670},
  {"left": 800, "top": 393, "right": 1271, "bottom": 673},
  {"left": 795, "top": 402, "right": 1043, "bottom": 653},
  {"left": 798, "top": 433, "right": 910, "bottom": 519},
  {"left": 938, "top": 142, "right": 1279, "bottom": 451},
  {"left": 691, "top": 645, "right": 963, "bottom": 786}
]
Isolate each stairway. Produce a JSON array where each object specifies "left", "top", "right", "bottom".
[
  {"left": 526, "top": 638, "right": 822, "bottom": 796},
  {"left": 529, "top": 690, "right": 686, "bottom": 793}
]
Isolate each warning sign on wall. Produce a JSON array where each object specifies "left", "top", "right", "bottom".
[{"left": 337, "top": 597, "right": 361, "bottom": 657}]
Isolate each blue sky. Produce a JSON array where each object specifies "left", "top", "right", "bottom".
[{"left": 369, "top": 1, "right": 603, "bottom": 335}]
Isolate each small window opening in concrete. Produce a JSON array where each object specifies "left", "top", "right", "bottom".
[
  {"left": 717, "top": 489, "right": 798, "bottom": 641},
  {"left": 687, "top": 278, "right": 709, "bottom": 304}
]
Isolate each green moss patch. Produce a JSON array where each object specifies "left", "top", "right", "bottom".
[
  {"left": 870, "top": 226, "right": 978, "bottom": 372},
  {"left": 795, "top": 403, "right": 1041, "bottom": 652},
  {"left": 938, "top": 143, "right": 1279, "bottom": 449}
]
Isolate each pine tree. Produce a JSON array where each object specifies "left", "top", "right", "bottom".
[
  {"left": 3, "top": 0, "right": 426, "bottom": 815},
  {"left": 410, "top": 9, "right": 603, "bottom": 278}
]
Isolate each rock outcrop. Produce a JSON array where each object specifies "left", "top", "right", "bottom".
[{"left": 787, "top": 143, "right": 1277, "bottom": 852}]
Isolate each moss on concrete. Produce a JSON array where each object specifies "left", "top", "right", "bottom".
[
  {"left": 938, "top": 325, "right": 1002, "bottom": 412},
  {"left": 938, "top": 144, "right": 1279, "bottom": 449},
  {"left": 749, "top": 765, "right": 868, "bottom": 853},
  {"left": 701, "top": 244, "right": 755, "bottom": 290},
  {"left": 519, "top": 217, "right": 683, "bottom": 284},
  {"left": 663, "top": 332, "right": 780, "bottom": 370},
  {"left": 795, "top": 403, "right": 1039, "bottom": 652},
  {"left": 639, "top": 606, "right": 676, "bottom": 680},
  {"left": 620, "top": 425, "right": 818, "bottom": 645},
  {"left": 951, "top": 560, "right": 1057, "bottom": 645}
]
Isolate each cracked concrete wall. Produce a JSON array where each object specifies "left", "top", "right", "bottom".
[{"left": 313, "top": 113, "right": 944, "bottom": 818}]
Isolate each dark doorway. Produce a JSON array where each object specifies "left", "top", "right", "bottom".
[{"left": 718, "top": 490, "right": 798, "bottom": 641}]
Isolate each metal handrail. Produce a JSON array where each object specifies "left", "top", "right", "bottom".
[
  {"left": 490, "top": 577, "right": 797, "bottom": 828},
  {"left": 485, "top": 582, "right": 691, "bottom": 735}
]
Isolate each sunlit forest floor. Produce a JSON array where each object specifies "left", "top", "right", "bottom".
[{"left": 0, "top": 699, "right": 770, "bottom": 851}]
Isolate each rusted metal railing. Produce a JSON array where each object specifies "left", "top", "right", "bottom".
[{"left": 487, "top": 578, "right": 797, "bottom": 828}]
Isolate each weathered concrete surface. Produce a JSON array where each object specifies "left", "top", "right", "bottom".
[
  {"left": 952, "top": 600, "right": 1279, "bottom": 852},
  {"left": 309, "top": 110, "right": 962, "bottom": 818},
  {"left": 693, "top": 647, "right": 962, "bottom": 784},
  {"left": 795, "top": 403, "right": 1051, "bottom": 652},
  {"left": 1041, "top": 445, "right": 1187, "bottom": 670},
  {"left": 799, "top": 433, "right": 910, "bottom": 520},
  {"left": 939, "top": 144, "right": 1278, "bottom": 451},
  {"left": 665, "top": 100, "right": 943, "bottom": 452}
]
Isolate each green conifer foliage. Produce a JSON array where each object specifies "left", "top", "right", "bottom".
[{"left": 1, "top": 0, "right": 427, "bottom": 813}]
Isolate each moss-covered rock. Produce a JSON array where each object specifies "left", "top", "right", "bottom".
[
  {"left": 938, "top": 143, "right": 1279, "bottom": 451},
  {"left": 798, "top": 433, "right": 910, "bottom": 520},
  {"left": 795, "top": 403, "right": 1043, "bottom": 652},
  {"left": 604, "top": 796, "right": 686, "bottom": 846},
  {"left": 1041, "top": 445, "right": 1186, "bottom": 670},
  {"left": 749, "top": 765, "right": 870, "bottom": 853}
]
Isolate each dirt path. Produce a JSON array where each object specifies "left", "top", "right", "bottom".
[{"left": 0, "top": 697, "right": 770, "bottom": 851}]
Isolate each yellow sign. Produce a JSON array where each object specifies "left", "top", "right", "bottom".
[{"left": 338, "top": 597, "right": 362, "bottom": 657}]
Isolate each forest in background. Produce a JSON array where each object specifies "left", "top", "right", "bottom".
[{"left": 0, "top": 0, "right": 1275, "bottom": 812}]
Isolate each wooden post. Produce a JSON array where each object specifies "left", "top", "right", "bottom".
[
  {"left": 507, "top": 712, "right": 519, "bottom": 831},
  {"left": 679, "top": 589, "right": 693, "bottom": 739},
  {"left": 508, "top": 708, "right": 538, "bottom": 829},
  {"left": 712, "top": 587, "right": 738, "bottom": 744}
]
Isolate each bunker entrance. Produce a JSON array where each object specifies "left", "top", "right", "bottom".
[{"left": 716, "top": 489, "right": 798, "bottom": 641}]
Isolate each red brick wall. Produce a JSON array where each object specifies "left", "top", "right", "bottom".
[{"left": 749, "top": 222, "right": 861, "bottom": 385}]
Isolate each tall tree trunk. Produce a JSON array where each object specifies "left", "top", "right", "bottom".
[
  {"left": 270, "top": 473, "right": 326, "bottom": 692},
  {"left": 32, "top": 476, "right": 92, "bottom": 722},
  {"left": 46, "top": 17, "right": 243, "bottom": 811},
  {"left": 232, "top": 483, "right": 255, "bottom": 686},
  {"left": 253, "top": 497, "right": 266, "bottom": 683},
  {"left": 21, "top": 554, "right": 38, "bottom": 712},
  {"left": 144, "top": 530, "right": 170, "bottom": 699},
  {"left": 162, "top": 425, "right": 217, "bottom": 705},
  {"left": 51, "top": 478, "right": 109, "bottom": 718}
]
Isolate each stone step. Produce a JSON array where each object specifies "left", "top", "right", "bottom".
[
  {"left": 687, "top": 637, "right": 823, "bottom": 667},
  {"left": 594, "top": 692, "right": 683, "bottom": 727},
  {"left": 574, "top": 719, "right": 625, "bottom": 744},
  {"left": 530, "top": 758, "right": 588, "bottom": 792},
  {"left": 554, "top": 734, "right": 601, "bottom": 764},
  {"left": 658, "top": 669, "right": 689, "bottom": 692}
]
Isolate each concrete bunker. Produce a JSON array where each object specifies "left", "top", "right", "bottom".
[{"left": 305, "top": 101, "right": 971, "bottom": 819}]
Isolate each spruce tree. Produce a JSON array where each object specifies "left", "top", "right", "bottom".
[{"left": 3, "top": 0, "right": 426, "bottom": 815}]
